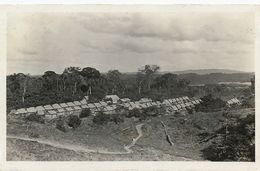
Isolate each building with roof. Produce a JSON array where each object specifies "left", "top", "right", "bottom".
[
  {"left": 139, "top": 98, "right": 152, "bottom": 103},
  {"left": 80, "top": 99, "right": 88, "bottom": 105},
  {"left": 104, "top": 95, "right": 120, "bottom": 104},
  {"left": 44, "top": 105, "right": 53, "bottom": 110},
  {"left": 52, "top": 104, "right": 61, "bottom": 109},
  {"left": 119, "top": 98, "right": 131, "bottom": 103},
  {"left": 72, "top": 101, "right": 81, "bottom": 106},
  {"left": 67, "top": 102, "right": 75, "bottom": 107}
]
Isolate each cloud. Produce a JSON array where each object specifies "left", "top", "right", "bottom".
[{"left": 7, "top": 12, "right": 255, "bottom": 75}]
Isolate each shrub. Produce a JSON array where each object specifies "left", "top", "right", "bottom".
[
  {"left": 79, "top": 108, "right": 91, "bottom": 118},
  {"left": 196, "top": 94, "right": 226, "bottom": 112},
  {"left": 127, "top": 108, "right": 142, "bottom": 118},
  {"left": 93, "top": 112, "right": 110, "bottom": 125},
  {"left": 111, "top": 114, "right": 124, "bottom": 124},
  {"left": 56, "top": 117, "right": 66, "bottom": 132},
  {"left": 28, "top": 132, "right": 40, "bottom": 138},
  {"left": 67, "top": 115, "right": 81, "bottom": 129},
  {"left": 202, "top": 114, "right": 255, "bottom": 161},
  {"left": 25, "top": 113, "right": 44, "bottom": 124}
]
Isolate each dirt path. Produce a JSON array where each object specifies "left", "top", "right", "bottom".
[
  {"left": 7, "top": 123, "right": 145, "bottom": 155},
  {"left": 124, "top": 123, "right": 144, "bottom": 153}
]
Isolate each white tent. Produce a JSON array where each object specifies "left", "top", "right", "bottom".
[
  {"left": 27, "top": 107, "right": 37, "bottom": 113},
  {"left": 60, "top": 103, "right": 68, "bottom": 108},
  {"left": 80, "top": 99, "right": 87, "bottom": 105},
  {"left": 67, "top": 102, "right": 75, "bottom": 107},
  {"left": 16, "top": 108, "right": 27, "bottom": 114},
  {"left": 73, "top": 101, "right": 81, "bottom": 106},
  {"left": 52, "top": 104, "right": 61, "bottom": 109},
  {"left": 44, "top": 105, "right": 53, "bottom": 110},
  {"left": 36, "top": 106, "right": 45, "bottom": 111}
]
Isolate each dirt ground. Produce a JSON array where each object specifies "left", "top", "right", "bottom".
[{"left": 6, "top": 108, "right": 255, "bottom": 161}]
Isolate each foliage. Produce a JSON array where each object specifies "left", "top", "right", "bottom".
[
  {"left": 67, "top": 115, "right": 81, "bottom": 129},
  {"left": 25, "top": 114, "right": 44, "bottom": 124},
  {"left": 56, "top": 117, "right": 66, "bottom": 132},
  {"left": 110, "top": 114, "right": 124, "bottom": 124},
  {"left": 93, "top": 112, "right": 110, "bottom": 125},
  {"left": 195, "top": 94, "right": 226, "bottom": 112},
  {"left": 79, "top": 108, "right": 91, "bottom": 118},
  {"left": 127, "top": 108, "right": 142, "bottom": 118},
  {"left": 202, "top": 114, "right": 255, "bottom": 161}
]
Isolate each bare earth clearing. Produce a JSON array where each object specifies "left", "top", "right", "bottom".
[{"left": 7, "top": 108, "right": 254, "bottom": 161}]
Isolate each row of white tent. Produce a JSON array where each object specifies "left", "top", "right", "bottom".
[
  {"left": 226, "top": 98, "right": 241, "bottom": 106},
  {"left": 13, "top": 95, "right": 202, "bottom": 119}
]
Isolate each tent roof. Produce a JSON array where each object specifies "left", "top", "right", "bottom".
[
  {"left": 60, "top": 103, "right": 68, "bottom": 108},
  {"left": 48, "top": 110, "right": 57, "bottom": 114},
  {"left": 52, "top": 104, "right": 61, "bottom": 109},
  {"left": 81, "top": 104, "right": 89, "bottom": 109},
  {"left": 74, "top": 106, "right": 81, "bottom": 110},
  {"left": 44, "top": 105, "right": 53, "bottom": 110},
  {"left": 105, "top": 95, "right": 120, "bottom": 101},
  {"left": 100, "top": 101, "right": 107, "bottom": 106},
  {"left": 65, "top": 107, "right": 73, "bottom": 111},
  {"left": 27, "top": 107, "right": 36, "bottom": 113},
  {"left": 87, "top": 103, "right": 96, "bottom": 108},
  {"left": 67, "top": 102, "right": 75, "bottom": 107},
  {"left": 73, "top": 101, "right": 81, "bottom": 106},
  {"left": 16, "top": 108, "right": 27, "bottom": 114},
  {"left": 57, "top": 108, "right": 65, "bottom": 112},
  {"left": 36, "top": 106, "right": 45, "bottom": 111},
  {"left": 80, "top": 99, "right": 87, "bottom": 105}
]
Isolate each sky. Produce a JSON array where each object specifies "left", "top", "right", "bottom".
[{"left": 7, "top": 11, "right": 255, "bottom": 75}]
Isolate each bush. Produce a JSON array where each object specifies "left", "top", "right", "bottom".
[
  {"left": 127, "top": 108, "right": 142, "bottom": 118},
  {"left": 25, "top": 113, "right": 44, "bottom": 124},
  {"left": 111, "top": 114, "right": 124, "bottom": 124},
  {"left": 79, "top": 108, "right": 91, "bottom": 118},
  {"left": 67, "top": 115, "right": 81, "bottom": 129},
  {"left": 56, "top": 117, "right": 66, "bottom": 132},
  {"left": 196, "top": 94, "right": 226, "bottom": 112},
  {"left": 202, "top": 114, "right": 255, "bottom": 161},
  {"left": 93, "top": 112, "right": 110, "bottom": 125},
  {"left": 28, "top": 132, "right": 40, "bottom": 138}
]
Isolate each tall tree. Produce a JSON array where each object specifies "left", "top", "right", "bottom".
[
  {"left": 63, "top": 67, "right": 81, "bottom": 95},
  {"left": 106, "top": 70, "right": 123, "bottom": 94},
  {"left": 80, "top": 67, "right": 101, "bottom": 95},
  {"left": 138, "top": 64, "right": 160, "bottom": 90},
  {"left": 42, "top": 71, "right": 58, "bottom": 91}
]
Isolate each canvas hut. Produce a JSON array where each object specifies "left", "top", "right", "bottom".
[
  {"left": 52, "top": 104, "right": 61, "bottom": 109},
  {"left": 81, "top": 104, "right": 89, "bottom": 109},
  {"left": 44, "top": 105, "right": 53, "bottom": 110},
  {"left": 105, "top": 95, "right": 120, "bottom": 104},
  {"left": 15, "top": 108, "right": 27, "bottom": 117},
  {"left": 119, "top": 98, "right": 131, "bottom": 103},
  {"left": 57, "top": 108, "right": 65, "bottom": 116},
  {"left": 35, "top": 106, "right": 45, "bottom": 116},
  {"left": 139, "top": 98, "right": 152, "bottom": 104},
  {"left": 60, "top": 103, "right": 68, "bottom": 108},
  {"left": 80, "top": 98, "right": 88, "bottom": 105},
  {"left": 100, "top": 101, "right": 108, "bottom": 106},
  {"left": 46, "top": 110, "right": 57, "bottom": 120},
  {"left": 73, "top": 101, "right": 81, "bottom": 106},
  {"left": 67, "top": 102, "right": 75, "bottom": 107}
]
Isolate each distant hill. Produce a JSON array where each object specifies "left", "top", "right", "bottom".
[{"left": 173, "top": 69, "right": 249, "bottom": 75}]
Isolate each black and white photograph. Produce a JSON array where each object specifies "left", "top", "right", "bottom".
[{"left": 2, "top": 5, "right": 257, "bottom": 164}]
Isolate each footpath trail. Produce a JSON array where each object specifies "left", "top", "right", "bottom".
[
  {"left": 7, "top": 123, "right": 145, "bottom": 155},
  {"left": 124, "top": 123, "right": 144, "bottom": 153}
]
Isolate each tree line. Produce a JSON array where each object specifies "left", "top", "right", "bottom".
[{"left": 7, "top": 65, "right": 191, "bottom": 112}]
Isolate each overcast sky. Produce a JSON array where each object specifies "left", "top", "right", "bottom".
[{"left": 7, "top": 12, "right": 255, "bottom": 75}]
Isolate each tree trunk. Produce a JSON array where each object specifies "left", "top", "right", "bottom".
[
  {"left": 22, "top": 85, "right": 26, "bottom": 104},
  {"left": 73, "top": 82, "right": 77, "bottom": 95},
  {"left": 89, "top": 86, "right": 92, "bottom": 95}
]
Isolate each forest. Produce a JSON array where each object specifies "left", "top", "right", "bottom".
[{"left": 6, "top": 64, "right": 254, "bottom": 113}]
